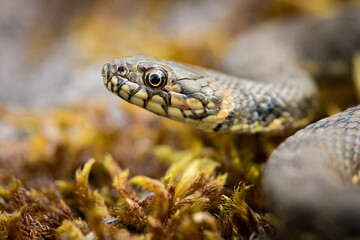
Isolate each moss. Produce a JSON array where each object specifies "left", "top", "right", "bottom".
[{"left": 0, "top": 104, "right": 275, "bottom": 239}]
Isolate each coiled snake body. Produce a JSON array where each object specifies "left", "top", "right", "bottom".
[{"left": 102, "top": 9, "right": 360, "bottom": 240}]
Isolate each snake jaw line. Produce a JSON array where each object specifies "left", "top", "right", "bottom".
[{"left": 102, "top": 56, "right": 229, "bottom": 128}]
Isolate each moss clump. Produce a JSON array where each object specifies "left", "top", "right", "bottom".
[
  {"left": 0, "top": 104, "right": 274, "bottom": 239},
  {"left": 0, "top": 179, "right": 74, "bottom": 239}
]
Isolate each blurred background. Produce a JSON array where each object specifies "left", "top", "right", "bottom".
[
  {"left": 1, "top": 0, "right": 355, "bottom": 108},
  {"left": 0, "top": 0, "right": 359, "bottom": 238},
  {"left": 0, "top": 0, "right": 359, "bottom": 182}
]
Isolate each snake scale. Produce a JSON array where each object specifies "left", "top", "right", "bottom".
[{"left": 102, "top": 8, "right": 360, "bottom": 240}]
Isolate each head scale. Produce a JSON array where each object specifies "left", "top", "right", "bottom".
[{"left": 102, "top": 55, "right": 230, "bottom": 131}]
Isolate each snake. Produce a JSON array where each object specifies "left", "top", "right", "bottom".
[{"left": 101, "top": 8, "right": 360, "bottom": 240}]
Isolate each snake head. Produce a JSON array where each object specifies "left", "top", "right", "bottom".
[{"left": 102, "top": 55, "right": 231, "bottom": 131}]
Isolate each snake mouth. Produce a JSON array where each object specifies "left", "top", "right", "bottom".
[{"left": 103, "top": 74, "right": 222, "bottom": 123}]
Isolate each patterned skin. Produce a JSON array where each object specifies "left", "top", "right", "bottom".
[{"left": 102, "top": 8, "right": 360, "bottom": 240}]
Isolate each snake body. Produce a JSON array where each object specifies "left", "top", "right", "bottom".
[{"left": 102, "top": 8, "right": 360, "bottom": 240}]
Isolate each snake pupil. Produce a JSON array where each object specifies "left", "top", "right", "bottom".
[{"left": 150, "top": 74, "right": 161, "bottom": 85}]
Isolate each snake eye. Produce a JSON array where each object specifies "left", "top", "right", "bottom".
[
  {"left": 117, "top": 66, "right": 128, "bottom": 77},
  {"left": 144, "top": 68, "right": 167, "bottom": 89}
]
